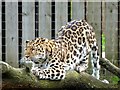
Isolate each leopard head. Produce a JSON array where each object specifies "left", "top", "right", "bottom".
[{"left": 24, "top": 38, "right": 52, "bottom": 62}]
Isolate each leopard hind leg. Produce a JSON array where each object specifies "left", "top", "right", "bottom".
[{"left": 91, "top": 42, "right": 100, "bottom": 79}]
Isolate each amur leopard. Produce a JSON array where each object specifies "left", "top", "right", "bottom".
[{"left": 22, "top": 19, "right": 100, "bottom": 80}]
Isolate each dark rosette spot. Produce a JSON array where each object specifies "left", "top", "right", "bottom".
[
  {"left": 71, "top": 25, "right": 77, "bottom": 31},
  {"left": 76, "top": 21, "right": 82, "bottom": 26},
  {"left": 78, "top": 37, "right": 82, "bottom": 44},
  {"left": 64, "top": 30, "right": 71, "bottom": 39}
]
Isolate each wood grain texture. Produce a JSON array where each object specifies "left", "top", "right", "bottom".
[
  {"left": 105, "top": 2, "right": 118, "bottom": 65},
  {"left": 55, "top": 1, "right": 68, "bottom": 38},
  {"left": 22, "top": 2, "right": 35, "bottom": 56},
  {"left": 72, "top": 1, "right": 85, "bottom": 20},
  {"left": 39, "top": 2, "right": 51, "bottom": 39},
  {"left": 0, "top": 1, "right": 1, "bottom": 61},
  {"left": 6, "top": 2, "right": 18, "bottom": 67},
  {"left": 86, "top": 1, "right": 102, "bottom": 56},
  {"left": 118, "top": 1, "right": 120, "bottom": 67}
]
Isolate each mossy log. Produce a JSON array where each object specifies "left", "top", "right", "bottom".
[
  {"left": 1, "top": 58, "right": 119, "bottom": 89},
  {"left": 99, "top": 58, "right": 120, "bottom": 78}
]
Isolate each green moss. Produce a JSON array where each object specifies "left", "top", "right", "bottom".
[{"left": 111, "top": 76, "right": 120, "bottom": 84}]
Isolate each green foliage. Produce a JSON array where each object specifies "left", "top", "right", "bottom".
[
  {"left": 102, "top": 34, "right": 106, "bottom": 52},
  {"left": 111, "top": 76, "right": 120, "bottom": 84}
]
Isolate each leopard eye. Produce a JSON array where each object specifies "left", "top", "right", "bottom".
[{"left": 32, "top": 48, "right": 35, "bottom": 50}]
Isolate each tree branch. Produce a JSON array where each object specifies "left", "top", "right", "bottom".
[
  {"left": 99, "top": 58, "right": 120, "bottom": 78},
  {"left": 1, "top": 59, "right": 118, "bottom": 89}
]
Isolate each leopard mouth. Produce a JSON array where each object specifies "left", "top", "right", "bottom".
[{"left": 31, "top": 56, "right": 46, "bottom": 64}]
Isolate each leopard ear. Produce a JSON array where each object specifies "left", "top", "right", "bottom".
[
  {"left": 26, "top": 40, "right": 30, "bottom": 44},
  {"left": 25, "top": 40, "right": 30, "bottom": 47}
]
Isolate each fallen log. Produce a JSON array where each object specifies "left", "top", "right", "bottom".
[
  {"left": 1, "top": 58, "right": 119, "bottom": 89},
  {"left": 99, "top": 58, "right": 120, "bottom": 78}
]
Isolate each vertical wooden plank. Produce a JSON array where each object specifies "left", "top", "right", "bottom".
[
  {"left": 6, "top": 2, "right": 18, "bottom": 67},
  {"left": 72, "top": 1, "right": 85, "bottom": 20},
  {"left": 0, "top": 1, "right": 1, "bottom": 61},
  {"left": 0, "top": 0, "right": 1, "bottom": 82},
  {"left": 55, "top": 1, "right": 68, "bottom": 38},
  {"left": 22, "top": 2, "right": 35, "bottom": 56},
  {"left": 118, "top": 1, "right": 120, "bottom": 67},
  {"left": 105, "top": 2, "right": 118, "bottom": 65},
  {"left": 39, "top": 2, "right": 51, "bottom": 39},
  {"left": 86, "top": 1, "right": 102, "bottom": 56}
]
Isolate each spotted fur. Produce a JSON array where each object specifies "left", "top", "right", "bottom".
[{"left": 23, "top": 19, "right": 100, "bottom": 80}]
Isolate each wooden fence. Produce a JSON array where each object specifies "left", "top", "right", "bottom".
[{"left": 1, "top": 1, "right": 120, "bottom": 69}]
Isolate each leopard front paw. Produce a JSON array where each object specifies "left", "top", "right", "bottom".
[
  {"left": 31, "top": 67, "right": 39, "bottom": 76},
  {"left": 31, "top": 68, "right": 44, "bottom": 79}
]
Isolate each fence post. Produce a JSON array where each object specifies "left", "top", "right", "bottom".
[
  {"left": 39, "top": 1, "right": 51, "bottom": 39},
  {"left": 72, "top": 1, "right": 85, "bottom": 20},
  {"left": 22, "top": 2, "right": 35, "bottom": 56},
  {"left": 55, "top": 1, "right": 68, "bottom": 38},
  {"left": 6, "top": 2, "right": 18, "bottom": 67}
]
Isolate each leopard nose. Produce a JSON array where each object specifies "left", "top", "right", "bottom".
[{"left": 25, "top": 55, "right": 29, "bottom": 58}]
